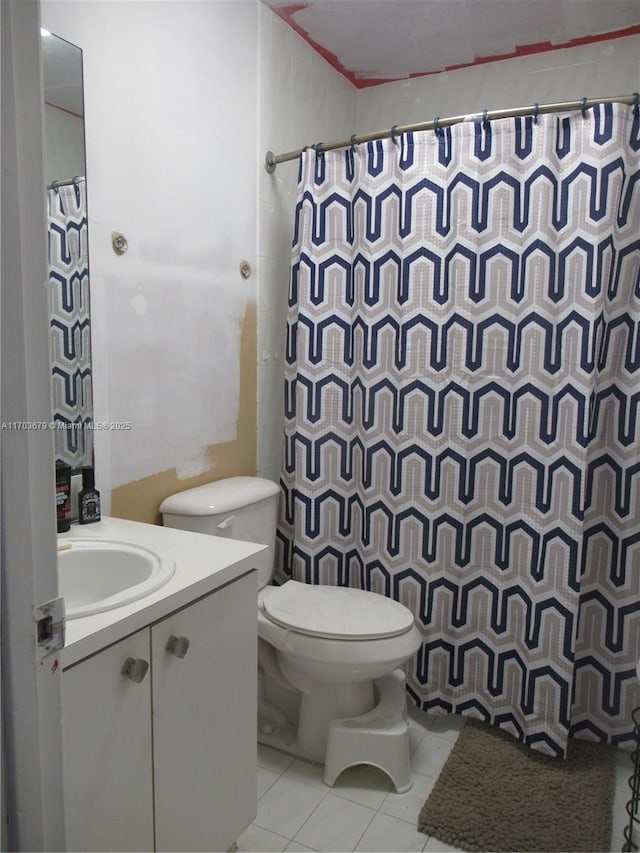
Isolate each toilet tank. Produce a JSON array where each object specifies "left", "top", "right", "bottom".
[{"left": 159, "top": 476, "right": 280, "bottom": 589}]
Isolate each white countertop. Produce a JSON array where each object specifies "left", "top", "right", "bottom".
[{"left": 59, "top": 517, "right": 265, "bottom": 667}]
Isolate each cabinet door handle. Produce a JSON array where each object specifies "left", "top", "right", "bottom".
[
  {"left": 121, "top": 657, "right": 149, "bottom": 683},
  {"left": 166, "top": 635, "right": 190, "bottom": 659}
]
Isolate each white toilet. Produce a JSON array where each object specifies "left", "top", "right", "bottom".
[{"left": 160, "top": 475, "right": 422, "bottom": 792}]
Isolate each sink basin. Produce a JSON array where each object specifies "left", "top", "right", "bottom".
[{"left": 58, "top": 538, "right": 176, "bottom": 619}]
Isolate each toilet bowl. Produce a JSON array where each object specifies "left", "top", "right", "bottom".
[
  {"left": 160, "top": 476, "right": 422, "bottom": 791},
  {"left": 258, "top": 580, "right": 422, "bottom": 769}
]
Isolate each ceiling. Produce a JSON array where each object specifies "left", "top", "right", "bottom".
[
  {"left": 40, "top": 0, "right": 640, "bottom": 114},
  {"left": 262, "top": 0, "right": 640, "bottom": 87}
]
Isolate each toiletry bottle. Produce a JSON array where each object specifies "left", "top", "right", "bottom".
[
  {"left": 78, "top": 466, "right": 101, "bottom": 524},
  {"left": 55, "top": 460, "right": 72, "bottom": 533}
]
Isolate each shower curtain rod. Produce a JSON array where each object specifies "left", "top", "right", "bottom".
[
  {"left": 264, "top": 93, "right": 638, "bottom": 173},
  {"left": 46, "top": 175, "right": 85, "bottom": 190}
]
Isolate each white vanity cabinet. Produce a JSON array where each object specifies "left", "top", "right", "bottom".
[
  {"left": 62, "top": 571, "right": 257, "bottom": 852},
  {"left": 152, "top": 572, "right": 257, "bottom": 851},
  {"left": 62, "top": 628, "right": 155, "bottom": 851}
]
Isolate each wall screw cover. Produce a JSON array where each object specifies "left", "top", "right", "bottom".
[
  {"left": 239, "top": 260, "right": 251, "bottom": 279},
  {"left": 112, "top": 232, "right": 128, "bottom": 255}
]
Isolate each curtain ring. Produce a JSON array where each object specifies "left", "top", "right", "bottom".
[
  {"left": 532, "top": 103, "right": 539, "bottom": 124},
  {"left": 350, "top": 134, "right": 358, "bottom": 153},
  {"left": 312, "top": 142, "right": 324, "bottom": 153},
  {"left": 482, "top": 109, "right": 489, "bottom": 128},
  {"left": 390, "top": 125, "right": 399, "bottom": 145},
  {"left": 51, "top": 180, "right": 60, "bottom": 192},
  {"left": 633, "top": 92, "right": 639, "bottom": 117},
  {"left": 433, "top": 117, "right": 441, "bottom": 136},
  {"left": 581, "top": 97, "right": 588, "bottom": 117}
]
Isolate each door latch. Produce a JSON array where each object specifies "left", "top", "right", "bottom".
[{"left": 33, "top": 597, "right": 65, "bottom": 662}]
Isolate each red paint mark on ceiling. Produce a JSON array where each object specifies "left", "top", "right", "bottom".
[
  {"left": 435, "top": 24, "right": 640, "bottom": 82},
  {"left": 271, "top": 2, "right": 363, "bottom": 87},
  {"left": 269, "top": 9, "right": 640, "bottom": 90}
]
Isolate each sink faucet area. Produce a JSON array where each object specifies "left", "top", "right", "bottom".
[{"left": 57, "top": 538, "right": 176, "bottom": 619}]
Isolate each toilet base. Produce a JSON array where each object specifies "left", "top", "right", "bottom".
[
  {"left": 257, "top": 669, "right": 413, "bottom": 793},
  {"left": 258, "top": 722, "right": 302, "bottom": 758},
  {"left": 258, "top": 677, "right": 375, "bottom": 763}
]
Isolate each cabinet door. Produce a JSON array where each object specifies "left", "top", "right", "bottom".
[
  {"left": 62, "top": 630, "right": 154, "bottom": 852},
  {"left": 152, "top": 572, "right": 257, "bottom": 852}
]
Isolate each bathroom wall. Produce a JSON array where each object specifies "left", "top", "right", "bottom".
[
  {"left": 355, "top": 34, "right": 640, "bottom": 131},
  {"left": 39, "top": 1, "right": 640, "bottom": 519},
  {"left": 41, "top": 0, "right": 260, "bottom": 524},
  {"left": 256, "top": 4, "right": 356, "bottom": 483},
  {"left": 41, "top": 0, "right": 353, "bottom": 522}
]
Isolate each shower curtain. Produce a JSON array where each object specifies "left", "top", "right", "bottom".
[
  {"left": 47, "top": 178, "right": 93, "bottom": 469},
  {"left": 277, "top": 102, "right": 640, "bottom": 757}
]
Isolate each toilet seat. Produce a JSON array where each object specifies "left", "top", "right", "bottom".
[{"left": 260, "top": 581, "right": 415, "bottom": 640}]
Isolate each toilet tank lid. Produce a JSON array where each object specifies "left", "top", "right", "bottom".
[{"left": 159, "top": 476, "right": 280, "bottom": 516}]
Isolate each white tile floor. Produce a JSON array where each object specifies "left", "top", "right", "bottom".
[{"left": 237, "top": 706, "right": 635, "bottom": 853}]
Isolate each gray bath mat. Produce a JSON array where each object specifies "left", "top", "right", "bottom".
[{"left": 417, "top": 717, "right": 617, "bottom": 852}]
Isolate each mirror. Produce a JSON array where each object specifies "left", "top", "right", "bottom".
[{"left": 41, "top": 30, "right": 94, "bottom": 473}]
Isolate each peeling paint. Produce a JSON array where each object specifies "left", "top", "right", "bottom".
[
  {"left": 176, "top": 452, "right": 212, "bottom": 480},
  {"left": 269, "top": 2, "right": 361, "bottom": 87},
  {"left": 109, "top": 302, "right": 257, "bottom": 525},
  {"left": 266, "top": 5, "right": 640, "bottom": 90},
  {"left": 435, "top": 25, "right": 640, "bottom": 82}
]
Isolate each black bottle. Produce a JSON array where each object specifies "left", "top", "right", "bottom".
[
  {"left": 78, "top": 466, "right": 101, "bottom": 524},
  {"left": 55, "top": 460, "right": 72, "bottom": 533}
]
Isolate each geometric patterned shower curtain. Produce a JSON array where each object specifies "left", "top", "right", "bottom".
[
  {"left": 47, "top": 177, "right": 93, "bottom": 470},
  {"left": 276, "top": 102, "right": 640, "bottom": 758}
]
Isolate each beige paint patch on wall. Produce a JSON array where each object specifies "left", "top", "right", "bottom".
[{"left": 111, "top": 302, "right": 258, "bottom": 525}]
